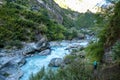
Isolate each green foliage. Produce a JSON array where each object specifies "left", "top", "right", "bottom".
[
  {"left": 112, "top": 41, "right": 120, "bottom": 61},
  {"left": 29, "top": 67, "right": 45, "bottom": 80},
  {"left": 85, "top": 1, "right": 120, "bottom": 63},
  {"left": 6, "top": 0, "right": 29, "bottom": 6},
  {"left": 5, "top": 40, "right": 23, "bottom": 49},
  {"left": 46, "top": 24, "right": 66, "bottom": 40},
  {"left": 0, "top": 1, "right": 76, "bottom": 48},
  {"left": 62, "top": 15, "right": 75, "bottom": 28},
  {"left": 86, "top": 42, "right": 104, "bottom": 61},
  {"left": 29, "top": 59, "right": 93, "bottom": 80},
  {"left": 3, "top": 73, "right": 10, "bottom": 77},
  {"left": 64, "top": 55, "right": 76, "bottom": 64},
  {"left": 106, "top": 0, "right": 120, "bottom": 3},
  {"left": 76, "top": 11, "right": 96, "bottom": 28},
  {"left": 0, "top": 2, "right": 40, "bottom": 47},
  {"left": 99, "top": 1, "right": 120, "bottom": 47},
  {"left": 64, "top": 28, "right": 78, "bottom": 40}
]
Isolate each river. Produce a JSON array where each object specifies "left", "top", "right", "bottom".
[{"left": 20, "top": 40, "right": 88, "bottom": 80}]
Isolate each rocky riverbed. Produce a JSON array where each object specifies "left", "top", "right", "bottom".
[
  {"left": 0, "top": 38, "right": 88, "bottom": 80},
  {"left": 0, "top": 37, "right": 49, "bottom": 80},
  {"left": 20, "top": 40, "right": 88, "bottom": 80}
]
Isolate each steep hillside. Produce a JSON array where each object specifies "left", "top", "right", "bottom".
[
  {"left": 86, "top": 1, "right": 120, "bottom": 63},
  {"left": 0, "top": 0, "right": 78, "bottom": 49},
  {"left": 0, "top": 0, "right": 110, "bottom": 49}
]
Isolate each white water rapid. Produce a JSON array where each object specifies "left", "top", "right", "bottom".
[{"left": 20, "top": 40, "right": 88, "bottom": 80}]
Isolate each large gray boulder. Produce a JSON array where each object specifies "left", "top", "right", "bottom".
[
  {"left": 0, "top": 55, "right": 25, "bottom": 80},
  {"left": 5, "top": 71, "right": 23, "bottom": 80},
  {"left": 9, "top": 56, "right": 26, "bottom": 67},
  {"left": 12, "top": 37, "right": 49, "bottom": 56},
  {"left": 77, "top": 34, "right": 85, "bottom": 40},
  {"left": 0, "top": 74, "right": 5, "bottom": 80},
  {"left": 48, "top": 58, "right": 63, "bottom": 67},
  {"left": 0, "top": 56, "right": 26, "bottom": 69},
  {"left": 0, "top": 65, "right": 23, "bottom": 80},
  {"left": 0, "top": 57, "right": 14, "bottom": 69},
  {"left": 35, "top": 37, "right": 49, "bottom": 51},
  {"left": 39, "top": 49, "right": 51, "bottom": 56}
]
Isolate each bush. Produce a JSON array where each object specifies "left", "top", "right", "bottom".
[
  {"left": 0, "top": 1, "right": 71, "bottom": 48},
  {"left": 8, "top": 40, "right": 23, "bottom": 49},
  {"left": 64, "top": 55, "right": 76, "bottom": 64},
  {"left": 29, "top": 67, "right": 45, "bottom": 80},
  {"left": 112, "top": 41, "right": 120, "bottom": 61},
  {"left": 29, "top": 59, "right": 93, "bottom": 80},
  {"left": 85, "top": 42, "right": 104, "bottom": 61}
]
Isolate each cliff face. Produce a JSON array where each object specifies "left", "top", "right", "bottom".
[
  {"left": 30, "top": 0, "right": 63, "bottom": 24},
  {"left": 32, "top": 0, "right": 77, "bottom": 26},
  {"left": 13, "top": 0, "right": 66, "bottom": 23}
]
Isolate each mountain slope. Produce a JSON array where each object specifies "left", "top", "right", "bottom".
[{"left": 0, "top": 0, "right": 78, "bottom": 48}]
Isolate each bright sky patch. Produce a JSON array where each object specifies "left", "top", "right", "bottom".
[{"left": 54, "top": 0, "right": 106, "bottom": 13}]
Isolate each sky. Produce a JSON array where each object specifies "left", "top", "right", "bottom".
[{"left": 54, "top": 0, "right": 107, "bottom": 13}]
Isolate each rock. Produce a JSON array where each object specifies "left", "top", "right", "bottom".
[
  {"left": 49, "top": 58, "right": 63, "bottom": 67},
  {"left": 6, "top": 71, "right": 23, "bottom": 80},
  {"left": 65, "top": 44, "right": 84, "bottom": 51},
  {"left": 0, "top": 57, "right": 14, "bottom": 69},
  {"left": 21, "top": 43, "right": 36, "bottom": 55},
  {"left": 0, "top": 55, "right": 25, "bottom": 80},
  {"left": 77, "top": 34, "right": 85, "bottom": 40},
  {"left": 39, "top": 49, "right": 51, "bottom": 56},
  {"left": 35, "top": 37, "right": 49, "bottom": 51},
  {"left": 0, "top": 74, "right": 5, "bottom": 80},
  {"left": 64, "top": 58, "right": 72, "bottom": 64},
  {"left": 0, "top": 61, "right": 23, "bottom": 80},
  {"left": 0, "top": 53, "right": 6, "bottom": 57},
  {"left": 9, "top": 56, "right": 26, "bottom": 67},
  {"left": 13, "top": 37, "right": 49, "bottom": 56},
  {"left": 0, "top": 55, "right": 26, "bottom": 69},
  {"left": 103, "top": 51, "right": 113, "bottom": 63},
  {"left": 100, "top": 64, "right": 120, "bottom": 80}
]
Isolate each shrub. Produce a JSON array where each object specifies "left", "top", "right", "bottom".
[
  {"left": 29, "top": 67, "right": 45, "bottom": 80},
  {"left": 85, "top": 42, "right": 104, "bottom": 61},
  {"left": 29, "top": 59, "right": 93, "bottom": 80},
  {"left": 112, "top": 41, "right": 120, "bottom": 61}
]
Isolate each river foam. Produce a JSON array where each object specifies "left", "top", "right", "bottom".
[{"left": 20, "top": 40, "right": 88, "bottom": 80}]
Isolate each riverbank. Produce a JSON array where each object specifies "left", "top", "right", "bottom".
[
  {"left": 0, "top": 37, "right": 49, "bottom": 80},
  {"left": 20, "top": 39, "right": 88, "bottom": 80},
  {"left": 0, "top": 36, "right": 90, "bottom": 80}
]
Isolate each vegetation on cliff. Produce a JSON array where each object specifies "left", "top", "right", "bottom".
[{"left": 0, "top": 0, "right": 78, "bottom": 48}]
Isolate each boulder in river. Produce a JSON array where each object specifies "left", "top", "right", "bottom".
[
  {"left": 77, "top": 33, "right": 85, "bottom": 40},
  {"left": 9, "top": 56, "right": 26, "bottom": 67},
  {"left": 48, "top": 58, "right": 63, "bottom": 67},
  {"left": 5, "top": 70, "right": 23, "bottom": 80},
  {"left": 16, "top": 37, "right": 49, "bottom": 56},
  {"left": 0, "top": 55, "right": 25, "bottom": 80},
  {"left": 0, "top": 74, "right": 5, "bottom": 80},
  {"left": 39, "top": 49, "right": 51, "bottom": 56},
  {"left": 0, "top": 62, "right": 23, "bottom": 80},
  {"left": 35, "top": 37, "right": 49, "bottom": 51},
  {"left": 0, "top": 56, "right": 14, "bottom": 69}
]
